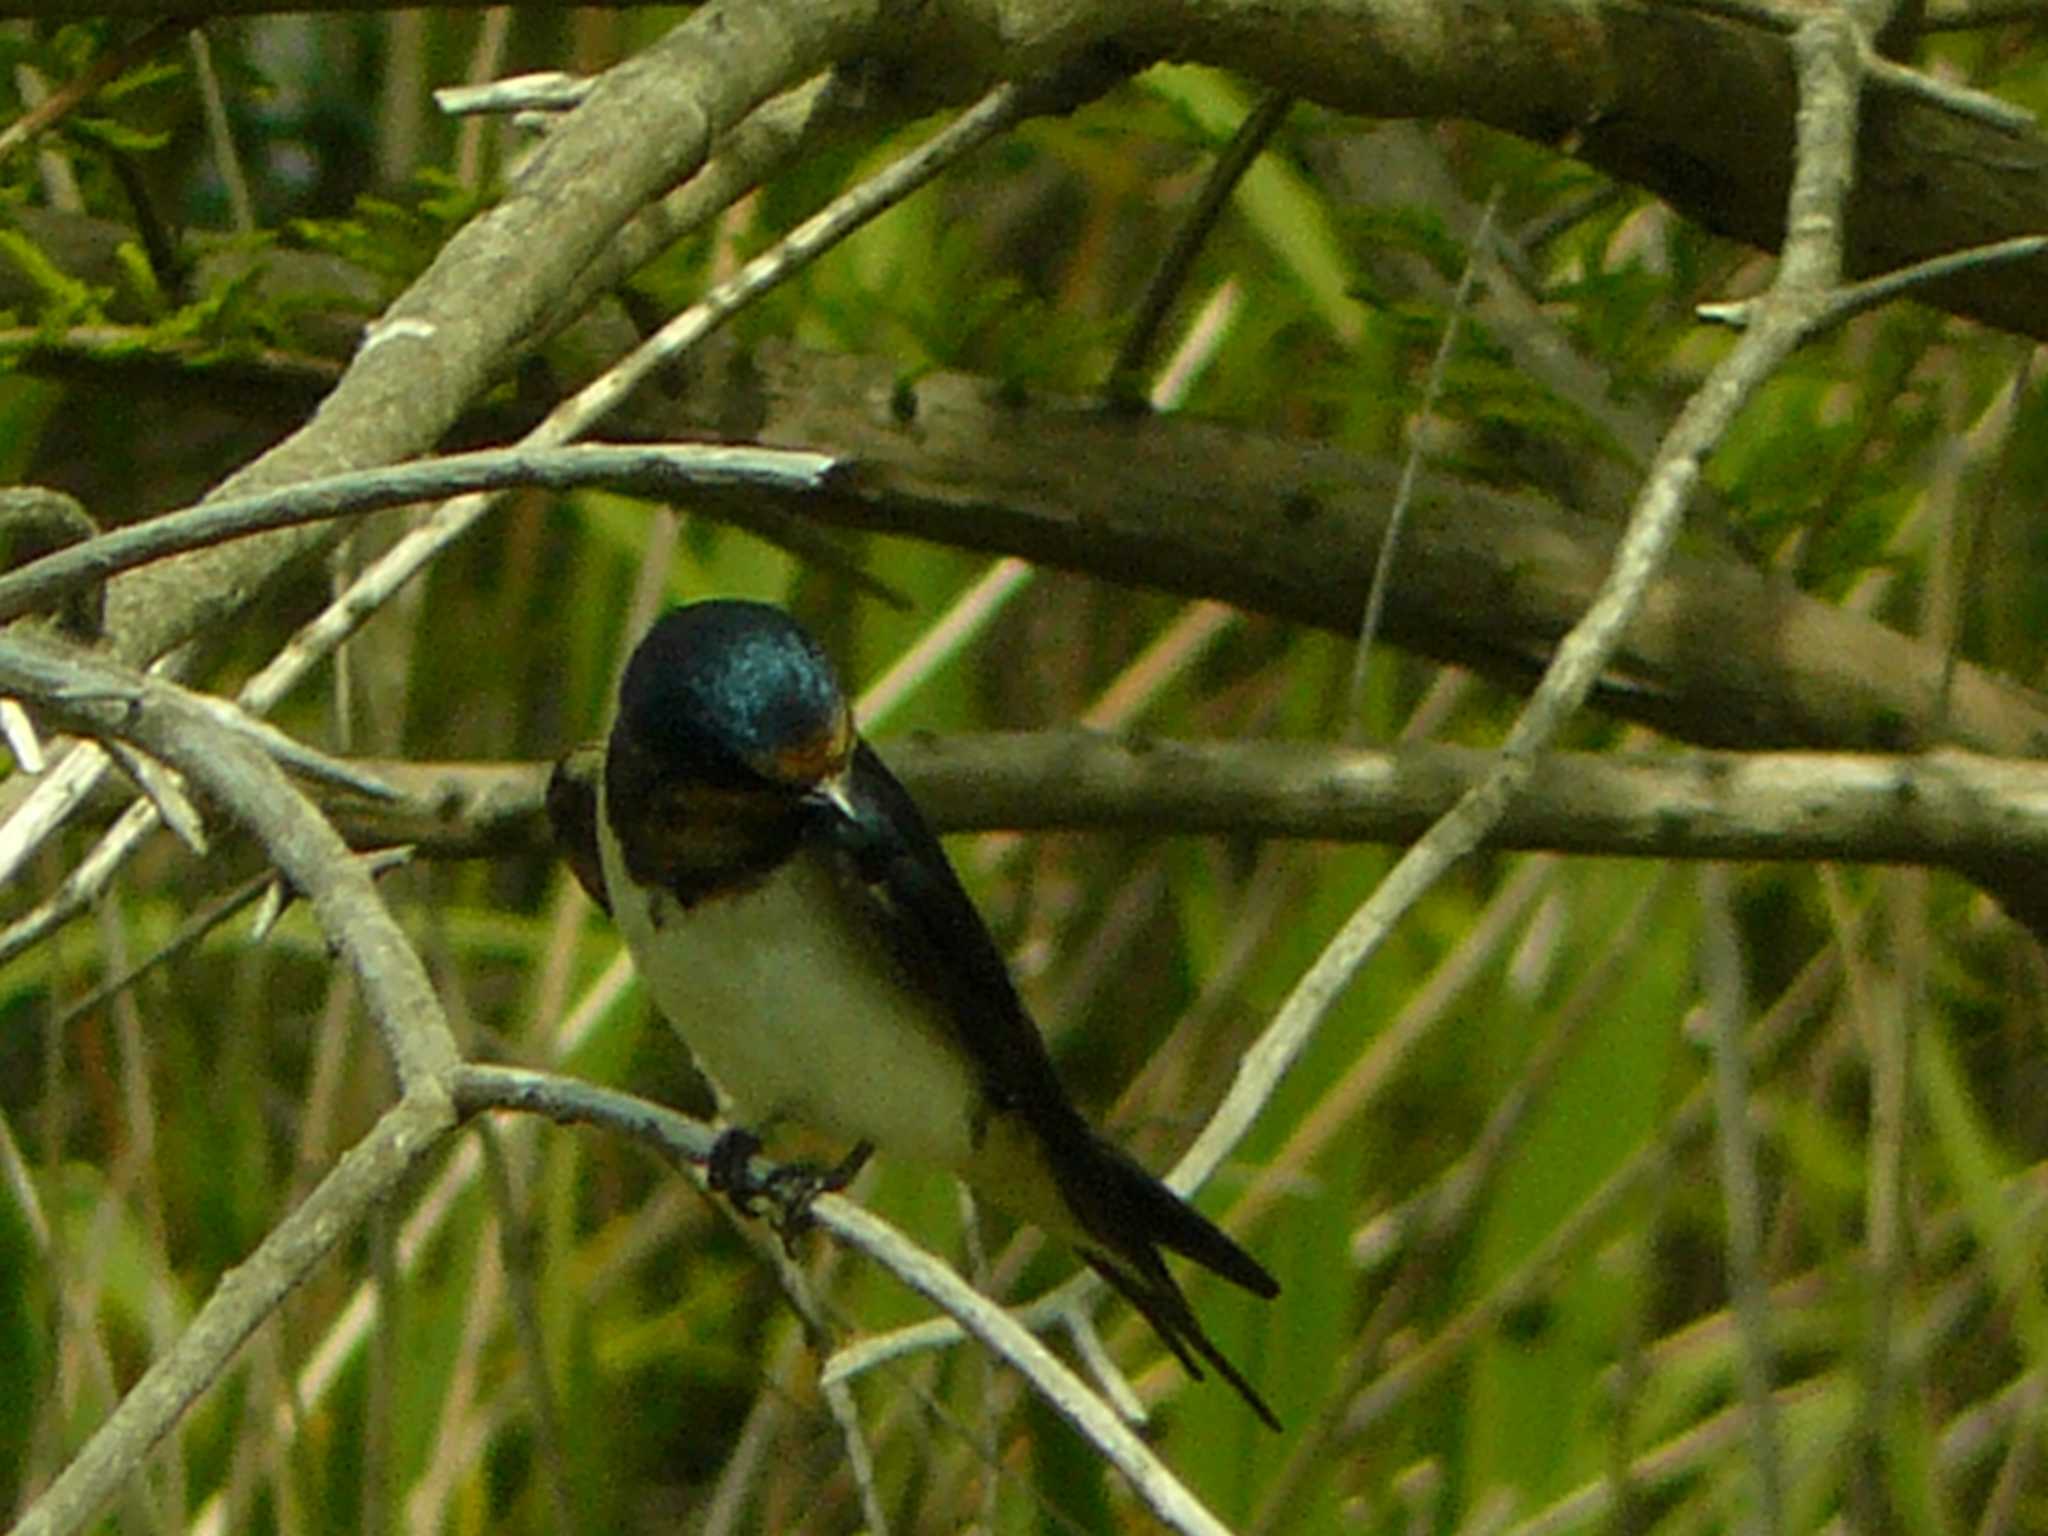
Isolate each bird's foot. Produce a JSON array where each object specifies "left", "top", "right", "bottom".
[
  {"left": 759, "top": 1140, "right": 874, "bottom": 1252},
  {"left": 706, "top": 1127, "right": 769, "bottom": 1215},
  {"left": 706, "top": 1131, "right": 874, "bottom": 1253}
]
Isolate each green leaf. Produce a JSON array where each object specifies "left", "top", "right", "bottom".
[
  {"left": 0, "top": 225, "right": 110, "bottom": 326},
  {"left": 61, "top": 113, "right": 172, "bottom": 155}
]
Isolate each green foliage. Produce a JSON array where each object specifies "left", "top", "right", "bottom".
[
  {"left": 58, "top": 114, "right": 173, "bottom": 158},
  {"left": 0, "top": 226, "right": 112, "bottom": 327}
]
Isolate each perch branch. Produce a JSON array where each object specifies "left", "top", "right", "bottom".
[{"left": 448, "top": 1064, "right": 1233, "bottom": 1536}]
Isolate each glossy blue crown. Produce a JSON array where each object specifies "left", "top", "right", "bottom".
[{"left": 618, "top": 600, "right": 846, "bottom": 785}]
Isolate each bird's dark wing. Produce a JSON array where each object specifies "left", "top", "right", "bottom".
[
  {"left": 820, "top": 744, "right": 1280, "bottom": 1300},
  {"left": 821, "top": 744, "right": 1281, "bottom": 1426},
  {"left": 546, "top": 744, "right": 611, "bottom": 914},
  {"left": 819, "top": 742, "right": 1075, "bottom": 1124}
]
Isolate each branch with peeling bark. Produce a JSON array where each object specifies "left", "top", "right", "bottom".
[{"left": 336, "top": 738, "right": 2048, "bottom": 935}]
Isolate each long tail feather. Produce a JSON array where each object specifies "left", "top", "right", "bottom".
[
  {"left": 1094, "top": 1138, "right": 1278, "bottom": 1298},
  {"left": 1051, "top": 1129, "right": 1280, "bottom": 1427},
  {"left": 1084, "top": 1249, "right": 1281, "bottom": 1431}
]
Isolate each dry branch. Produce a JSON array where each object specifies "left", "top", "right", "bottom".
[{"left": 638, "top": 340, "right": 2048, "bottom": 758}]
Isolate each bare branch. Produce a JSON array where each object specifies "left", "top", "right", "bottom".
[
  {"left": 627, "top": 339, "right": 2048, "bottom": 759},
  {"left": 0, "top": 444, "right": 838, "bottom": 623},
  {"left": 1346, "top": 187, "right": 1500, "bottom": 740},
  {"left": 448, "top": 1065, "right": 1235, "bottom": 1536},
  {"left": 294, "top": 738, "right": 2048, "bottom": 888},
  {"left": 0, "top": 629, "right": 461, "bottom": 1089},
  {"left": 1106, "top": 88, "right": 1292, "bottom": 401},
  {"left": 1700, "top": 866, "right": 1784, "bottom": 1529},
  {"left": 0, "top": 19, "right": 187, "bottom": 160}
]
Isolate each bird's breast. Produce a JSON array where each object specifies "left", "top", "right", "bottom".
[{"left": 598, "top": 803, "right": 985, "bottom": 1170}]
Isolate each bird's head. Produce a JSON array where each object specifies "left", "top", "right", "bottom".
[{"left": 614, "top": 600, "right": 856, "bottom": 805}]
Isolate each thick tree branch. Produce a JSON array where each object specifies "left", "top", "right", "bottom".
[
  {"left": 219, "top": 736, "right": 2048, "bottom": 934},
  {"left": 643, "top": 340, "right": 2048, "bottom": 758},
  {"left": 32, "top": 1, "right": 2040, "bottom": 340},
  {"left": 92, "top": 0, "right": 887, "bottom": 672},
  {"left": 1140, "top": 0, "right": 2048, "bottom": 339},
  {"left": 4, "top": 0, "right": 2038, "bottom": 717}
]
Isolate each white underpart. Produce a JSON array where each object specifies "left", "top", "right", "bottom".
[{"left": 598, "top": 793, "right": 983, "bottom": 1170}]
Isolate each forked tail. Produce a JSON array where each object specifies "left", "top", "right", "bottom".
[{"left": 1062, "top": 1132, "right": 1281, "bottom": 1428}]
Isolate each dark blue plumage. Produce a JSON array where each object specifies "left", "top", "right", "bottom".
[{"left": 616, "top": 601, "right": 845, "bottom": 791}]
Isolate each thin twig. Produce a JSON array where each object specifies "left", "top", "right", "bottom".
[
  {"left": 0, "top": 444, "right": 838, "bottom": 623},
  {"left": 0, "top": 19, "right": 190, "bottom": 164},
  {"left": 699, "top": 1328, "right": 803, "bottom": 1536},
  {"left": 1921, "top": 0, "right": 2048, "bottom": 26},
  {"left": 0, "top": 778, "right": 147, "bottom": 962},
  {"left": 1700, "top": 865, "right": 1784, "bottom": 1534},
  {"left": 0, "top": 326, "right": 341, "bottom": 388},
  {"left": 0, "top": 697, "right": 43, "bottom": 772},
  {"left": 0, "top": 486, "right": 100, "bottom": 635},
  {"left": 1106, "top": 90, "right": 1291, "bottom": 402},
  {"left": 822, "top": 1381, "right": 890, "bottom": 1536},
  {"left": 451, "top": 5, "right": 516, "bottom": 189},
  {"left": 436, "top": 71, "right": 591, "bottom": 116},
  {"left": 1700, "top": 235, "right": 2048, "bottom": 335},
  {"left": 1344, "top": 185, "right": 1500, "bottom": 742},
  {"left": 187, "top": 28, "right": 253, "bottom": 235},
  {"left": 1659, "top": 0, "right": 2033, "bottom": 127},
  {"left": 448, "top": 1064, "right": 1231, "bottom": 1536},
  {"left": 854, "top": 558, "right": 1036, "bottom": 730},
  {"left": 474, "top": 1124, "right": 577, "bottom": 1535},
  {"left": 101, "top": 739, "right": 206, "bottom": 854}
]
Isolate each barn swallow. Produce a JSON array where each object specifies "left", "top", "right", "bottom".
[{"left": 548, "top": 599, "right": 1278, "bottom": 1426}]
